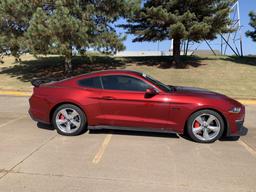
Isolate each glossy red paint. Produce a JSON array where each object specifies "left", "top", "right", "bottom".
[{"left": 29, "top": 70, "right": 246, "bottom": 136}]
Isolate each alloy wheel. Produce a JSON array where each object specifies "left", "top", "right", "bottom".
[
  {"left": 192, "top": 113, "right": 221, "bottom": 141},
  {"left": 55, "top": 108, "right": 83, "bottom": 134}
]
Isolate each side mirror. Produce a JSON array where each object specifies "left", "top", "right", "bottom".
[{"left": 145, "top": 88, "right": 158, "bottom": 98}]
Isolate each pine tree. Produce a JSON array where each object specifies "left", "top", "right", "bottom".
[
  {"left": 122, "top": 0, "right": 234, "bottom": 67},
  {"left": 246, "top": 11, "right": 256, "bottom": 42},
  {"left": 0, "top": 0, "right": 41, "bottom": 61},
  {"left": 0, "top": 0, "right": 137, "bottom": 74}
]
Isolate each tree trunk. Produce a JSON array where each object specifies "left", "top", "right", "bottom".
[
  {"left": 172, "top": 38, "right": 182, "bottom": 68},
  {"left": 64, "top": 55, "right": 72, "bottom": 75}
]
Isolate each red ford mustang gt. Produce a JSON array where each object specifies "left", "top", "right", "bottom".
[{"left": 29, "top": 70, "right": 247, "bottom": 143}]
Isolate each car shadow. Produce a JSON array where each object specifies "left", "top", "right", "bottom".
[
  {"left": 37, "top": 122, "right": 55, "bottom": 131},
  {"left": 36, "top": 123, "right": 241, "bottom": 142},
  {"left": 219, "top": 136, "right": 240, "bottom": 142},
  {"left": 180, "top": 133, "right": 241, "bottom": 143},
  {"left": 179, "top": 134, "right": 194, "bottom": 142},
  {"left": 36, "top": 122, "right": 179, "bottom": 139},
  {"left": 89, "top": 129, "right": 180, "bottom": 139}
]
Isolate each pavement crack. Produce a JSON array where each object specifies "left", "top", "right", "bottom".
[
  {"left": 0, "top": 169, "right": 8, "bottom": 173},
  {"left": 6, "top": 170, "right": 180, "bottom": 188},
  {"left": 0, "top": 134, "right": 58, "bottom": 180},
  {"left": 0, "top": 116, "right": 27, "bottom": 128}
]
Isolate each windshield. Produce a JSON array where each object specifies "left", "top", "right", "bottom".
[{"left": 141, "top": 73, "right": 175, "bottom": 92}]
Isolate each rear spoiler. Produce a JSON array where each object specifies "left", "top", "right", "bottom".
[{"left": 31, "top": 78, "right": 57, "bottom": 87}]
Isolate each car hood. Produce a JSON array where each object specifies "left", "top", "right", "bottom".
[
  {"left": 171, "top": 86, "right": 227, "bottom": 99},
  {"left": 170, "top": 85, "right": 242, "bottom": 107}
]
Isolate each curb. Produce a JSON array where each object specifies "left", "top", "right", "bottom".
[
  {"left": 0, "top": 90, "right": 255, "bottom": 105},
  {"left": 0, "top": 90, "right": 32, "bottom": 97},
  {"left": 237, "top": 100, "right": 256, "bottom": 105}
]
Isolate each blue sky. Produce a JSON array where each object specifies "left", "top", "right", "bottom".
[{"left": 117, "top": 0, "right": 256, "bottom": 55}]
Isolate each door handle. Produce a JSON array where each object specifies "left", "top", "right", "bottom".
[{"left": 101, "top": 96, "right": 115, "bottom": 100}]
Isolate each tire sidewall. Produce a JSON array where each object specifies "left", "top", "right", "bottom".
[
  {"left": 187, "top": 110, "right": 225, "bottom": 143},
  {"left": 52, "top": 104, "right": 87, "bottom": 136}
]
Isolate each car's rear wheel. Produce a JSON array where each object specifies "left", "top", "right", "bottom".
[
  {"left": 187, "top": 110, "right": 224, "bottom": 143},
  {"left": 52, "top": 104, "right": 87, "bottom": 136}
]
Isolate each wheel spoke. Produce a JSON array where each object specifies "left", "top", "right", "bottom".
[
  {"left": 56, "top": 119, "right": 67, "bottom": 125},
  {"left": 203, "top": 129, "right": 210, "bottom": 140},
  {"left": 208, "top": 126, "right": 220, "bottom": 133},
  {"left": 207, "top": 115, "right": 216, "bottom": 125},
  {"left": 60, "top": 109, "right": 69, "bottom": 119},
  {"left": 70, "top": 119, "right": 80, "bottom": 128},
  {"left": 65, "top": 121, "right": 71, "bottom": 133},
  {"left": 195, "top": 116, "right": 204, "bottom": 125},
  {"left": 193, "top": 126, "right": 203, "bottom": 134},
  {"left": 69, "top": 110, "right": 79, "bottom": 119}
]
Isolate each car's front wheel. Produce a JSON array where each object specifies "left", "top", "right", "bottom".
[
  {"left": 187, "top": 110, "right": 225, "bottom": 143},
  {"left": 52, "top": 104, "right": 87, "bottom": 136}
]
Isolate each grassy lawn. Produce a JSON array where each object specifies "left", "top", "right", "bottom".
[{"left": 0, "top": 54, "right": 255, "bottom": 99}]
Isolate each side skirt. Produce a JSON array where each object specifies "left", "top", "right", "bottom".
[{"left": 88, "top": 125, "right": 178, "bottom": 134}]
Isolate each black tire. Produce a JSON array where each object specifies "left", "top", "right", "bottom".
[
  {"left": 187, "top": 109, "right": 225, "bottom": 143},
  {"left": 52, "top": 104, "right": 87, "bottom": 136}
]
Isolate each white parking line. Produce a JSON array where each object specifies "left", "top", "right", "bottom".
[
  {"left": 0, "top": 116, "right": 26, "bottom": 128},
  {"left": 92, "top": 134, "right": 112, "bottom": 164},
  {"left": 238, "top": 140, "right": 256, "bottom": 158}
]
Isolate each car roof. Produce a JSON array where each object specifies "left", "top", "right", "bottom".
[
  {"left": 51, "top": 70, "right": 145, "bottom": 86},
  {"left": 46, "top": 70, "right": 147, "bottom": 88},
  {"left": 71, "top": 70, "right": 144, "bottom": 80},
  {"left": 86, "top": 69, "right": 143, "bottom": 76}
]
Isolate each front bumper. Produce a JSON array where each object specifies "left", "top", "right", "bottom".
[
  {"left": 225, "top": 103, "right": 248, "bottom": 137},
  {"left": 228, "top": 120, "right": 248, "bottom": 136}
]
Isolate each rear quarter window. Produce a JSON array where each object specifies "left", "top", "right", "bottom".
[{"left": 78, "top": 77, "right": 102, "bottom": 89}]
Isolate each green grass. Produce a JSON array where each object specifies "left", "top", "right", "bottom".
[{"left": 0, "top": 54, "right": 256, "bottom": 99}]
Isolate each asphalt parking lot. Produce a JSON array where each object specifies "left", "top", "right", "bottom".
[{"left": 0, "top": 96, "right": 256, "bottom": 192}]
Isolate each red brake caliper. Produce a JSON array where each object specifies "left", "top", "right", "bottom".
[
  {"left": 194, "top": 121, "right": 200, "bottom": 128},
  {"left": 59, "top": 114, "right": 65, "bottom": 120}
]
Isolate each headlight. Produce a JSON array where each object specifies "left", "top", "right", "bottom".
[{"left": 229, "top": 107, "right": 241, "bottom": 113}]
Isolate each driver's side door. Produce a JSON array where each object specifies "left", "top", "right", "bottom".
[{"left": 98, "top": 75, "right": 172, "bottom": 130}]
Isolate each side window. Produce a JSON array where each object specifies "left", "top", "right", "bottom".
[
  {"left": 102, "top": 75, "right": 151, "bottom": 91},
  {"left": 78, "top": 77, "right": 102, "bottom": 89}
]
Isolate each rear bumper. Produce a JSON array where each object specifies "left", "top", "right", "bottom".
[
  {"left": 28, "top": 108, "right": 50, "bottom": 124},
  {"left": 28, "top": 95, "right": 51, "bottom": 124}
]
